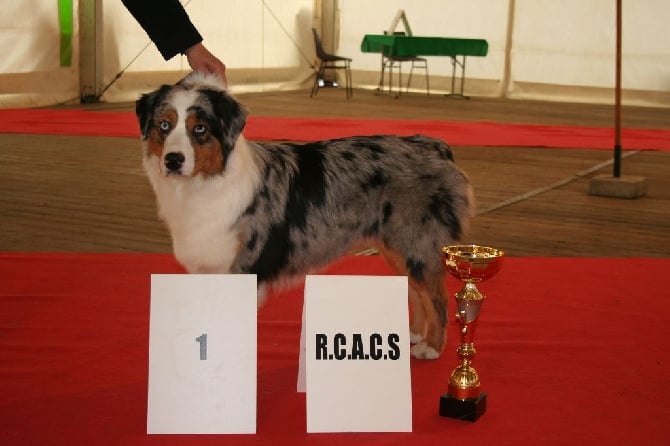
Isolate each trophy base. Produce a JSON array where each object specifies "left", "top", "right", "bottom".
[{"left": 439, "top": 392, "right": 487, "bottom": 422}]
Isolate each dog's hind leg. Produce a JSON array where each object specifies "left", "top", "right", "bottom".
[
  {"left": 379, "top": 248, "right": 447, "bottom": 358},
  {"left": 378, "top": 248, "right": 426, "bottom": 344},
  {"left": 409, "top": 273, "right": 448, "bottom": 360},
  {"left": 408, "top": 287, "right": 426, "bottom": 344}
]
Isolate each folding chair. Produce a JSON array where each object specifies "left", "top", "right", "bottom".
[
  {"left": 310, "top": 28, "right": 353, "bottom": 99},
  {"left": 379, "top": 31, "right": 429, "bottom": 97}
]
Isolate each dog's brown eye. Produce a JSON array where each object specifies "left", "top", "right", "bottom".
[
  {"left": 194, "top": 124, "right": 207, "bottom": 135},
  {"left": 159, "top": 120, "right": 171, "bottom": 132}
]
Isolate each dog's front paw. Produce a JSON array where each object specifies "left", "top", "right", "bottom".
[
  {"left": 409, "top": 331, "right": 424, "bottom": 344},
  {"left": 410, "top": 342, "right": 440, "bottom": 360}
]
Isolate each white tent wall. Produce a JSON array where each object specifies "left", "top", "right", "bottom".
[
  {"left": 101, "top": 0, "right": 317, "bottom": 102},
  {"left": 0, "top": 0, "right": 317, "bottom": 107},
  {"left": 0, "top": 0, "right": 668, "bottom": 108},
  {"left": 340, "top": 0, "right": 669, "bottom": 107},
  {"left": 0, "top": 1, "right": 80, "bottom": 107},
  {"left": 508, "top": 0, "right": 670, "bottom": 105}
]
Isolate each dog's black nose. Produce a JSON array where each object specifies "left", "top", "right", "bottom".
[{"left": 164, "top": 152, "right": 185, "bottom": 173}]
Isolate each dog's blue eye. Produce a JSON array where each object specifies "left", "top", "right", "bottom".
[
  {"left": 194, "top": 124, "right": 207, "bottom": 135},
  {"left": 159, "top": 120, "right": 171, "bottom": 132}
]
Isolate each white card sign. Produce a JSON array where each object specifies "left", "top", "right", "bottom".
[
  {"left": 304, "top": 275, "right": 412, "bottom": 433},
  {"left": 147, "top": 274, "right": 257, "bottom": 434}
]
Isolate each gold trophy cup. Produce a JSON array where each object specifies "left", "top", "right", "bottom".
[{"left": 439, "top": 245, "right": 504, "bottom": 422}]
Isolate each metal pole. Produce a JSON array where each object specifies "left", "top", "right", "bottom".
[
  {"left": 613, "top": 0, "right": 622, "bottom": 177},
  {"left": 79, "top": 0, "right": 104, "bottom": 102},
  {"left": 499, "top": 0, "right": 516, "bottom": 98}
]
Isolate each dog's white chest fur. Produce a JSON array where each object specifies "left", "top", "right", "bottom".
[{"left": 143, "top": 136, "right": 259, "bottom": 273}]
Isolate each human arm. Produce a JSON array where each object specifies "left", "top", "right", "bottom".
[
  {"left": 122, "top": 0, "right": 227, "bottom": 82},
  {"left": 121, "top": 0, "right": 202, "bottom": 60}
]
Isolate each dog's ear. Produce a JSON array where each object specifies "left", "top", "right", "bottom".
[
  {"left": 201, "top": 89, "right": 248, "bottom": 152},
  {"left": 135, "top": 85, "right": 171, "bottom": 140}
]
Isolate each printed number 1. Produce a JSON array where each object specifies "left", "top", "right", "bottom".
[{"left": 195, "top": 333, "right": 207, "bottom": 360}]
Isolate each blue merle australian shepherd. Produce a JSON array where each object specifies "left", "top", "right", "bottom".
[{"left": 135, "top": 73, "right": 474, "bottom": 359}]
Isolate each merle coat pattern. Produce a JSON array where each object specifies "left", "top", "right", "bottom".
[{"left": 135, "top": 73, "right": 474, "bottom": 359}]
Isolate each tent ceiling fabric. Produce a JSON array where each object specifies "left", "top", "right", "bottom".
[{"left": 0, "top": 0, "right": 668, "bottom": 107}]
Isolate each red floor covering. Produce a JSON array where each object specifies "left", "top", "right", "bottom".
[
  {"left": 1, "top": 108, "right": 669, "bottom": 151},
  {"left": 1, "top": 253, "right": 669, "bottom": 445}
]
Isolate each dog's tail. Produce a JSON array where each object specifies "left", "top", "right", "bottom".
[
  {"left": 418, "top": 134, "right": 474, "bottom": 242},
  {"left": 401, "top": 135, "right": 473, "bottom": 240},
  {"left": 402, "top": 134, "right": 454, "bottom": 161}
]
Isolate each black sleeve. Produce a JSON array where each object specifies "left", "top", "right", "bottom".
[{"left": 121, "top": 0, "right": 203, "bottom": 60}]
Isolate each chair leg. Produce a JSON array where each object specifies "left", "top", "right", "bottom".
[
  {"left": 407, "top": 61, "right": 430, "bottom": 96},
  {"left": 343, "top": 64, "right": 349, "bottom": 99},
  {"left": 311, "top": 61, "right": 352, "bottom": 99},
  {"left": 388, "top": 62, "right": 393, "bottom": 95},
  {"left": 388, "top": 61, "right": 401, "bottom": 98},
  {"left": 310, "top": 63, "right": 325, "bottom": 98},
  {"left": 310, "top": 64, "right": 319, "bottom": 97},
  {"left": 388, "top": 60, "right": 395, "bottom": 94},
  {"left": 396, "top": 63, "right": 402, "bottom": 98},
  {"left": 345, "top": 63, "right": 353, "bottom": 99},
  {"left": 378, "top": 57, "right": 387, "bottom": 92}
]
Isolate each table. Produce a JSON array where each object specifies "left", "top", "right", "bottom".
[{"left": 361, "top": 34, "right": 488, "bottom": 98}]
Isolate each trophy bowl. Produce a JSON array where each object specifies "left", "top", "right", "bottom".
[{"left": 443, "top": 245, "right": 504, "bottom": 283}]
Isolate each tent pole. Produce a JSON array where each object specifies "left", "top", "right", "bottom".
[
  {"left": 589, "top": 0, "right": 646, "bottom": 198},
  {"left": 499, "top": 0, "right": 516, "bottom": 98},
  {"left": 79, "top": 0, "right": 104, "bottom": 102},
  {"left": 613, "top": 0, "right": 622, "bottom": 177}
]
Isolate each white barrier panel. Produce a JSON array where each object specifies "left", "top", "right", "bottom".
[
  {"left": 304, "top": 275, "right": 412, "bottom": 433},
  {"left": 147, "top": 274, "right": 257, "bottom": 434}
]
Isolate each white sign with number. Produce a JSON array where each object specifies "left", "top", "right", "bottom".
[
  {"left": 147, "top": 274, "right": 257, "bottom": 434},
  {"left": 304, "top": 275, "right": 413, "bottom": 433}
]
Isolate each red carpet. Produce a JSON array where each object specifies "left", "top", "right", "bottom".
[
  {"left": 1, "top": 108, "right": 669, "bottom": 150},
  {"left": 1, "top": 253, "right": 669, "bottom": 445}
]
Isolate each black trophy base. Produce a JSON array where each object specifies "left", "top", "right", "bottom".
[{"left": 439, "top": 392, "right": 487, "bottom": 422}]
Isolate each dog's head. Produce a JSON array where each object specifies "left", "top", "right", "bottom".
[{"left": 135, "top": 72, "right": 247, "bottom": 178}]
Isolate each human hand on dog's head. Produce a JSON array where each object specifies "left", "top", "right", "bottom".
[{"left": 184, "top": 42, "right": 227, "bottom": 86}]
